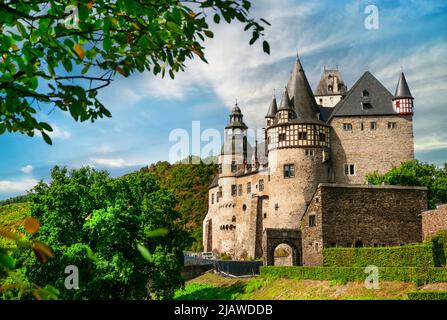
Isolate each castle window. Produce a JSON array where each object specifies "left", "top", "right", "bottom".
[
  {"left": 242, "top": 204, "right": 247, "bottom": 211},
  {"left": 264, "top": 213, "right": 267, "bottom": 219},
  {"left": 267, "top": 119, "right": 271, "bottom": 126},
  {"left": 344, "top": 164, "right": 355, "bottom": 176},
  {"left": 343, "top": 123, "right": 352, "bottom": 131},
  {"left": 232, "top": 216, "right": 236, "bottom": 222},
  {"left": 275, "top": 203, "right": 279, "bottom": 210},
  {"left": 211, "top": 193, "right": 214, "bottom": 204},
  {"left": 238, "top": 184, "right": 242, "bottom": 196},
  {"left": 315, "top": 242, "right": 319, "bottom": 251},
  {"left": 279, "top": 133, "right": 286, "bottom": 142},
  {"left": 360, "top": 122, "right": 364, "bottom": 131},
  {"left": 328, "top": 85, "right": 333, "bottom": 92},
  {"left": 370, "top": 121, "right": 377, "bottom": 130},
  {"left": 309, "top": 215, "right": 316, "bottom": 227},
  {"left": 305, "top": 149, "right": 315, "bottom": 157},
  {"left": 349, "top": 198, "right": 354, "bottom": 204},
  {"left": 362, "top": 102, "right": 373, "bottom": 109},
  {"left": 388, "top": 122, "right": 397, "bottom": 129},
  {"left": 298, "top": 131, "right": 307, "bottom": 140},
  {"left": 231, "top": 185, "right": 237, "bottom": 196},
  {"left": 283, "top": 164, "right": 295, "bottom": 178},
  {"left": 259, "top": 179, "right": 264, "bottom": 192},
  {"left": 396, "top": 200, "right": 401, "bottom": 205},
  {"left": 319, "top": 98, "right": 323, "bottom": 104},
  {"left": 315, "top": 197, "right": 320, "bottom": 203},
  {"left": 362, "top": 89, "right": 369, "bottom": 97},
  {"left": 319, "top": 132, "right": 326, "bottom": 142},
  {"left": 231, "top": 161, "right": 237, "bottom": 173},
  {"left": 247, "top": 182, "right": 251, "bottom": 194},
  {"left": 355, "top": 240, "right": 363, "bottom": 248}
]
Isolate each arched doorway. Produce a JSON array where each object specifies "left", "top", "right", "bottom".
[
  {"left": 273, "top": 243, "right": 293, "bottom": 266},
  {"left": 263, "top": 229, "right": 302, "bottom": 266},
  {"left": 355, "top": 240, "right": 363, "bottom": 248}
]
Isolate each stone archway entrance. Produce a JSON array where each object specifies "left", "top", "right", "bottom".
[{"left": 262, "top": 228, "right": 302, "bottom": 266}]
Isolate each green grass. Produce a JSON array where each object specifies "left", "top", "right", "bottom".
[{"left": 174, "top": 272, "right": 447, "bottom": 300}]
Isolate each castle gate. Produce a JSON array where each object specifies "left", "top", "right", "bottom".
[{"left": 262, "top": 228, "right": 302, "bottom": 266}]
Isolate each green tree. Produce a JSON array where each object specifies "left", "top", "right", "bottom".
[
  {"left": 0, "top": 0, "right": 270, "bottom": 144},
  {"left": 141, "top": 157, "right": 217, "bottom": 251},
  {"left": 12, "top": 166, "right": 191, "bottom": 299},
  {"left": 366, "top": 160, "right": 447, "bottom": 209}
]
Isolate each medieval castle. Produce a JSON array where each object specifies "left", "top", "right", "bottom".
[{"left": 203, "top": 54, "right": 430, "bottom": 266}]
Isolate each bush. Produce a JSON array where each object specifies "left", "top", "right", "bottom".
[
  {"left": 323, "top": 244, "right": 434, "bottom": 267},
  {"left": 407, "top": 291, "right": 447, "bottom": 300},
  {"left": 260, "top": 266, "right": 447, "bottom": 284},
  {"left": 429, "top": 231, "right": 447, "bottom": 267}
]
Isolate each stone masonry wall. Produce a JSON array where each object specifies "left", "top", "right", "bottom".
[
  {"left": 422, "top": 205, "right": 447, "bottom": 240},
  {"left": 320, "top": 184, "right": 427, "bottom": 248},
  {"left": 330, "top": 115, "right": 414, "bottom": 184}
]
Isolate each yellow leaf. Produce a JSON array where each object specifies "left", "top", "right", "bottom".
[
  {"left": 32, "top": 241, "right": 54, "bottom": 264},
  {"left": 24, "top": 217, "right": 40, "bottom": 234},
  {"left": 74, "top": 43, "right": 85, "bottom": 60},
  {"left": 131, "top": 22, "right": 140, "bottom": 30},
  {"left": 86, "top": 1, "right": 95, "bottom": 9},
  {"left": 0, "top": 228, "right": 21, "bottom": 241},
  {"left": 10, "top": 44, "right": 19, "bottom": 51},
  {"left": 115, "top": 66, "right": 127, "bottom": 76}
]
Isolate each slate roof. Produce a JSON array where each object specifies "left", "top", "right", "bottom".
[
  {"left": 286, "top": 57, "right": 322, "bottom": 122},
  {"left": 318, "top": 106, "right": 334, "bottom": 122},
  {"left": 265, "top": 95, "right": 278, "bottom": 118},
  {"left": 394, "top": 72, "right": 413, "bottom": 99},
  {"left": 328, "top": 71, "right": 396, "bottom": 121},
  {"left": 278, "top": 87, "right": 293, "bottom": 111},
  {"left": 315, "top": 69, "right": 347, "bottom": 96}
]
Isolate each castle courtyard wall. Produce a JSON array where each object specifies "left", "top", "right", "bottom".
[{"left": 422, "top": 204, "right": 447, "bottom": 240}]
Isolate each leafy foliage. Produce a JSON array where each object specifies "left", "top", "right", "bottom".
[
  {"left": 366, "top": 160, "right": 447, "bottom": 209},
  {"left": 0, "top": 0, "right": 270, "bottom": 143},
  {"left": 260, "top": 266, "right": 447, "bottom": 285},
  {"left": 407, "top": 291, "right": 447, "bottom": 300},
  {"left": 140, "top": 157, "right": 217, "bottom": 251},
  {"left": 9, "top": 166, "right": 191, "bottom": 299}
]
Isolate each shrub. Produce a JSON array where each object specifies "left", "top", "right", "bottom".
[
  {"left": 407, "top": 291, "right": 447, "bottom": 300},
  {"left": 260, "top": 266, "right": 447, "bottom": 284},
  {"left": 323, "top": 245, "right": 434, "bottom": 268}
]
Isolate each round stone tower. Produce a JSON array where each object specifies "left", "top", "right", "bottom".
[{"left": 265, "top": 55, "right": 331, "bottom": 229}]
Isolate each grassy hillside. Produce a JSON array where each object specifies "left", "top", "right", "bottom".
[
  {"left": 0, "top": 202, "right": 30, "bottom": 248},
  {"left": 174, "top": 273, "right": 447, "bottom": 300},
  {"left": 140, "top": 158, "right": 217, "bottom": 251}
]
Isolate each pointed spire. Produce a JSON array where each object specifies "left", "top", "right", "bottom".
[
  {"left": 394, "top": 72, "right": 413, "bottom": 99},
  {"left": 278, "top": 87, "right": 293, "bottom": 111},
  {"left": 265, "top": 92, "right": 278, "bottom": 118},
  {"left": 286, "top": 53, "right": 320, "bottom": 121}
]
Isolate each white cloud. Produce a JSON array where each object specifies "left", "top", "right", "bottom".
[
  {"left": 415, "top": 136, "right": 447, "bottom": 152},
  {"left": 90, "top": 157, "right": 143, "bottom": 168},
  {"left": 0, "top": 178, "right": 38, "bottom": 192},
  {"left": 49, "top": 125, "right": 72, "bottom": 140},
  {"left": 20, "top": 165, "right": 33, "bottom": 174}
]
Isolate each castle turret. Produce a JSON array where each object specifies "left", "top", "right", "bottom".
[
  {"left": 265, "top": 95, "right": 278, "bottom": 127},
  {"left": 265, "top": 54, "right": 331, "bottom": 229},
  {"left": 276, "top": 87, "right": 295, "bottom": 123},
  {"left": 393, "top": 72, "right": 414, "bottom": 115},
  {"left": 314, "top": 67, "right": 347, "bottom": 108}
]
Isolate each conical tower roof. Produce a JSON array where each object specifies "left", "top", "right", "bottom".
[
  {"left": 278, "top": 87, "right": 293, "bottom": 111},
  {"left": 265, "top": 95, "right": 278, "bottom": 118},
  {"left": 286, "top": 55, "right": 320, "bottom": 121},
  {"left": 394, "top": 72, "right": 413, "bottom": 99},
  {"left": 225, "top": 103, "right": 248, "bottom": 130}
]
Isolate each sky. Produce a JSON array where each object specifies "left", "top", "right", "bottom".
[{"left": 0, "top": 0, "right": 446, "bottom": 200}]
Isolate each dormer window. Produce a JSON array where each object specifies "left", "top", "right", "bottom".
[
  {"left": 362, "top": 102, "right": 373, "bottom": 109},
  {"left": 362, "top": 90, "right": 369, "bottom": 97}
]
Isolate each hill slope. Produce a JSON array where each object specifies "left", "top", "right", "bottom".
[{"left": 140, "top": 158, "right": 217, "bottom": 251}]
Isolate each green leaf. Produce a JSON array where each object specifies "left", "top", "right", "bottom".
[
  {"left": 0, "top": 250, "right": 15, "bottom": 269},
  {"left": 137, "top": 244, "right": 152, "bottom": 262},
  {"left": 213, "top": 14, "right": 221, "bottom": 24},
  {"left": 204, "top": 30, "right": 214, "bottom": 38},
  {"left": 263, "top": 41, "right": 270, "bottom": 54},
  {"left": 16, "top": 22, "right": 28, "bottom": 38},
  {"left": 41, "top": 131, "right": 53, "bottom": 145},
  {"left": 103, "top": 36, "right": 112, "bottom": 52},
  {"left": 39, "top": 122, "right": 53, "bottom": 132},
  {"left": 145, "top": 228, "right": 169, "bottom": 238}
]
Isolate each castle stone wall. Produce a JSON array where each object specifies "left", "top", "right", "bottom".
[
  {"left": 422, "top": 205, "right": 447, "bottom": 240},
  {"left": 330, "top": 115, "right": 414, "bottom": 184}
]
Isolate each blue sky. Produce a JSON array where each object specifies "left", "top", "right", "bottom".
[{"left": 1, "top": 0, "right": 446, "bottom": 200}]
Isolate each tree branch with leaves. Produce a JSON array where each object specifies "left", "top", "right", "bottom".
[{"left": 0, "top": 0, "right": 270, "bottom": 144}]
